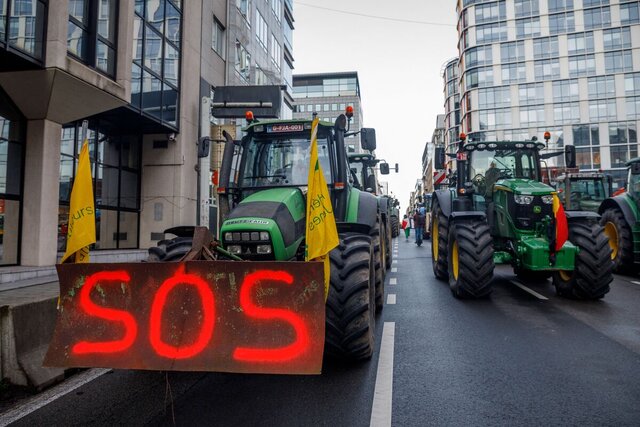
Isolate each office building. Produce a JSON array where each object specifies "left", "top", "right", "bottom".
[{"left": 453, "top": 0, "right": 640, "bottom": 188}]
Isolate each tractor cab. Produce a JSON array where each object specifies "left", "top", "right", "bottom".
[
  {"left": 627, "top": 158, "right": 640, "bottom": 206},
  {"left": 348, "top": 153, "right": 382, "bottom": 194},
  {"left": 554, "top": 172, "right": 609, "bottom": 212}
]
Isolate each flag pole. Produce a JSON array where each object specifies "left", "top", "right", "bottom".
[{"left": 80, "top": 120, "right": 88, "bottom": 146}]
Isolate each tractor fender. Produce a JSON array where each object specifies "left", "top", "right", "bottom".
[
  {"left": 378, "top": 196, "right": 389, "bottom": 221},
  {"left": 338, "top": 190, "right": 378, "bottom": 235},
  {"left": 449, "top": 211, "right": 487, "bottom": 223},
  {"left": 433, "top": 189, "right": 453, "bottom": 217},
  {"left": 598, "top": 195, "right": 638, "bottom": 227},
  {"left": 564, "top": 210, "right": 600, "bottom": 224}
]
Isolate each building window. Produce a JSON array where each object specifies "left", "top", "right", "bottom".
[
  {"left": 514, "top": 0, "right": 539, "bottom": 17},
  {"left": 548, "top": 12, "right": 575, "bottom": 34},
  {"left": 271, "top": 0, "right": 281, "bottom": 22},
  {"left": 478, "top": 86, "right": 511, "bottom": 108},
  {"left": 515, "top": 17, "right": 540, "bottom": 38},
  {"left": 567, "top": 32, "right": 594, "bottom": 55},
  {"left": 465, "top": 45, "right": 492, "bottom": 67},
  {"left": 255, "top": 64, "right": 267, "bottom": 85},
  {"left": 553, "top": 79, "right": 579, "bottom": 102},
  {"left": 501, "top": 62, "right": 526, "bottom": 83},
  {"left": 548, "top": 0, "right": 573, "bottom": 13},
  {"left": 620, "top": 2, "right": 640, "bottom": 25},
  {"left": 256, "top": 10, "right": 267, "bottom": 52},
  {"left": 68, "top": 0, "right": 118, "bottom": 77},
  {"left": 476, "top": 22, "right": 507, "bottom": 44},
  {"left": 500, "top": 40, "right": 524, "bottom": 62},
  {"left": 520, "top": 105, "right": 545, "bottom": 127},
  {"left": 553, "top": 102, "right": 580, "bottom": 124},
  {"left": 624, "top": 72, "right": 640, "bottom": 95},
  {"left": 582, "top": 0, "right": 609, "bottom": 7},
  {"left": 236, "top": 0, "right": 250, "bottom": 25},
  {"left": 588, "top": 75, "right": 615, "bottom": 99},
  {"left": 568, "top": 55, "right": 596, "bottom": 77},
  {"left": 1, "top": 0, "right": 46, "bottom": 61},
  {"left": 572, "top": 124, "right": 601, "bottom": 169},
  {"left": 533, "top": 36, "right": 559, "bottom": 59},
  {"left": 235, "top": 40, "right": 251, "bottom": 81},
  {"left": 603, "top": 27, "right": 631, "bottom": 50},
  {"left": 212, "top": 16, "right": 225, "bottom": 57},
  {"left": 609, "top": 122, "right": 637, "bottom": 167},
  {"left": 534, "top": 58, "right": 560, "bottom": 80},
  {"left": 625, "top": 96, "right": 640, "bottom": 118},
  {"left": 605, "top": 50, "right": 633, "bottom": 73},
  {"left": 475, "top": 1, "right": 506, "bottom": 24},
  {"left": 131, "top": 1, "right": 181, "bottom": 129},
  {"left": 465, "top": 66, "right": 494, "bottom": 89},
  {"left": 59, "top": 121, "right": 141, "bottom": 251},
  {"left": 583, "top": 6, "right": 610, "bottom": 30},
  {"left": 270, "top": 32, "right": 280, "bottom": 71},
  {"left": 479, "top": 108, "right": 511, "bottom": 130},
  {"left": 519, "top": 83, "right": 544, "bottom": 106},
  {"left": 589, "top": 99, "right": 616, "bottom": 121}
]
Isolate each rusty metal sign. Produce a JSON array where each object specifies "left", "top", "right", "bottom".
[{"left": 44, "top": 261, "right": 325, "bottom": 374}]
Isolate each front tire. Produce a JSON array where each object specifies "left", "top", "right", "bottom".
[
  {"left": 431, "top": 198, "right": 449, "bottom": 280},
  {"left": 553, "top": 221, "right": 612, "bottom": 299},
  {"left": 600, "top": 208, "right": 633, "bottom": 272},
  {"left": 447, "top": 220, "right": 494, "bottom": 298},
  {"left": 325, "top": 233, "right": 376, "bottom": 361},
  {"left": 370, "top": 218, "right": 385, "bottom": 312}
]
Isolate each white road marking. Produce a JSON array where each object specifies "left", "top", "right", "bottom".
[
  {"left": 391, "top": 267, "right": 397, "bottom": 273},
  {"left": 389, "top": 278, "right": 397, "bottom": 285},
  {"left": 510, "top": 280, "right": 549, "bottom": 300},
  {"left": 392, "top": 260, "right": 398, "bottom": 264},
  {"left": 370, "top": 322, "right": 395, "bottom": 427},
  {"left": 0, "top": 368, "right": 111, "bottom": 427},
  {"left": 386, "top": 294, "right": 396, "bottom": 305},
  {"left": 630, "top": 281, "right": 640, "bottom": 286}
]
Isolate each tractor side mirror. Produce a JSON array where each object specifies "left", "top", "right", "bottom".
[
  {"left": 361, "top": 128, "right": 377, "bottom": 151},
  {"left": 434, "top": 147, "right": 445, "bottom": 170},
  {"left": 631, "top": 162, "right": 640, "bottom": 174},
  {"left": 197, "top": 136, "right": 211, "bottom": 158},
  {"left": 395, "top": 163, "right": 399, "bottom": 173},
  {"left": 380, "top": 162, "right": 390, "bottom": 175},
  {"left": 564, "top": 145, "right": 576, "bottom": 168}
]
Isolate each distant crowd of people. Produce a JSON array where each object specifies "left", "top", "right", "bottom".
[{"left": 401, "top": 207, "right": 426, "bottom": 246}]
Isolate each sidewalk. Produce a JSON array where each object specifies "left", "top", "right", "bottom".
[{"left": 0, "top": 250, "right": 147, "bottom": 390}]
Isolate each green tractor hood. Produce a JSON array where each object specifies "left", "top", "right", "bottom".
[
  {"left": 496, "top": 179, "right": 555, "bottom": 196},
  {"left": 220, "top": 188, "right": 306, "bottom": 260}
]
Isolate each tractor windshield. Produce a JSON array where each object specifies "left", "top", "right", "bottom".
[
  {"left": 565, "top": 179, "right": 607, "bottom": 203},
  {"left": 470, "top": 148, "right": 540, "bottom": 182},
  {"left": 240, "top": 136, "right": 332, "bottom": 188}
]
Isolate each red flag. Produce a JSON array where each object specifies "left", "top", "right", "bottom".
[{"left": 552, "top": 194, "right": 568, "bottom": 251}]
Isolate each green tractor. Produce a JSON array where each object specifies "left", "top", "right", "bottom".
[
  {"left": 348, "top": 152, "right": 394, "bottom": 272},
  {"left": 213, "top": 112, "right": 382, "bottom": 360},
  {"left": 553, "top": 172, "right": 611, "bottom": 213},
  {"left": 599, "top": 158, "right": 640, "bottom": 272},
  {"left": 431, "top": 134, "right": 613, "bottom": 299}
]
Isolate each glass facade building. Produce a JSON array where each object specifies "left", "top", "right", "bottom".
[{"left": 455, "top": 0, "right": 640, "bottom": 189}]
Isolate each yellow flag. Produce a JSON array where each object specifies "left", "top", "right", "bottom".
[
  {"left": 61, "top": 141, "right": 96, "bottom": 263},
  {"left": 305, "top": 117, "right": 339, "bottom": 298}
]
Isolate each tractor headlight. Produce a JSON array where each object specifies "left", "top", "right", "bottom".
[
  {"left": 224, "top": 232, "right": 233, "bottom": 241},
  {"left": 260, "top": 231, "right": 270, "bottom": 241},
  {"left": 514, "top": 195, "right": 534, "bottom": 205},
  {"left": 541, "top": 195, "right": 554, "bottom": 204},
  {"left": 241, "top": 232, "right": 251, "bottom": 241},
  {"left": 227, "top": 245, "right": 242, "bottom": 254},
  {"left": 256, "top": 245, "right": 272, "bottom": 254}
]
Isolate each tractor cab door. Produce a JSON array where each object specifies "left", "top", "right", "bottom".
[{"left": 629, "top": 164, "right": 640, "bottom": 209}]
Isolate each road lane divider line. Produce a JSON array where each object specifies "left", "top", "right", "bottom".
[
  {"left": 391, "top": 267, "right": 397, "bottom": 273},
  {"left": 0, "top": 368, "right": 112, "bottom": 427},
  {"left": 630, "top": 280, "right": 640, "bottom": 286},
  {"left": 387, "top": 294, "right": 396, "bottom": 305},
  {"left": 370, "top": 322, "right": 395, "bottom": 427},
  {"left": 392, "top": 260, "right": 398, "bottom": 264},
  {"left": 389, "top": 278, "right": 397, "bottom": 285},
  {"left": 510, "top": 280, "right": 549, "bottom": 300}
]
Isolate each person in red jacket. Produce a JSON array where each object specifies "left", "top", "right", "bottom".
[{"left": 401, "top": 215, "right": 410, "bottom": 241}]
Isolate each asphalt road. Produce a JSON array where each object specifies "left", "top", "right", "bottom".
[{"left": 3, "top": 237, "right": 640, "bottom": 426}]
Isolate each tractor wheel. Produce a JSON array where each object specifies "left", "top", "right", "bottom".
[
  {"left": 552, "top": 221, "right": 612, "bottom": 299},
  {"left": 147, "top": 237, "right": 192, "bottom": 262},
  {"left": 384, "top": 220, "right": 393, "bottom": 270},
  {"left": 370, "top": 218, "right": 385, "bottom": 312},
  {"left": 600, "top": 208, "right": 634, "bottom": 273},
  {"left": 325, "top": 233, "right": 376, "bottom": 361},
  {"left": 390, "top": 216, "right": 399, "bottom": 238},
  {"left": 431, "top": 198, "right": 449, "bottom": 281},
  {"left": 447, "top": 220, "right": 494, "bottom": 298}
]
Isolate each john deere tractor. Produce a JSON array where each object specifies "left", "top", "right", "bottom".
[
  {"left": 553, "top": 172, "right": 610, "bottom": 213},
  {"left": 599, "top": 158, "right": 640, "bottom": 272},
  {"left": 431, "top": 134, "right": 613, "bottom": 299},
  {"left": 152, "top": 112, "right": 383, "bottom": 360}
]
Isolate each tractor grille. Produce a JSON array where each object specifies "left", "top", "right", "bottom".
[{"left": 507, "top": 194, "right": 554, "bottom": 230}]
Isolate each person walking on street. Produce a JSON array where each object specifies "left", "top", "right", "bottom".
[
  {"left": 402, "top": 215, "right": 410, "bottom": 241},
  {"left": 413, "top": 208, "right": 426, "bottom": 246}
]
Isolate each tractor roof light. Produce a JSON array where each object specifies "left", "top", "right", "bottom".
[
  {"left": 544, "top": 131, "right": 551, "bottom": 141},
  {"left": 515, "top": 143, "right": 525, "bottom": 148},
  {"left": 477, "top": 143, "right": 487, "bottom": 150},
  {"left": 245, "top": 111, "right": 255, "bottom": 123},
  {"left": 459, "top": 132, "right": 467, "bottom": 142},
  {"left": 466, "top": 144, "right": 476, "bottom": 151},
  {"left": 488, "top": 143, "right": 498, "bottom": 148},
  {"left": 526, "top": 143, "right": 535, "bottom": 148},
  {"left": 345, "top": 106, "right": 354, "bottom": 119}
]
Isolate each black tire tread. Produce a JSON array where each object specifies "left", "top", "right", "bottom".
[
  {"left": 600, "top": 208, "right": 634, "bottom": 273},
  {"left": 432, "top": 199, "right": 449, "bottom": 280},
  {"left": 448, "top": 220, "right": 494, "bottom": 298}
]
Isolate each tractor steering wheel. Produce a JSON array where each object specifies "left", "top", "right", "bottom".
[{"left": 498, "top": 168, "right": 513, "bottom": 179}]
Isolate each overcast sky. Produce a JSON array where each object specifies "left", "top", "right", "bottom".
[{"left": 293, "top": 0, "right": 459, "bottom": 211}]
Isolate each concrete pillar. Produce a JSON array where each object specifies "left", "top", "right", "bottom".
[{"left": 21, "top": 120, "right": 62, "bottom": 266}]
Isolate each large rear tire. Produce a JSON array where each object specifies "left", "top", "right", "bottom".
[
  {"left": 600, "top": 208, "right": 633, "bottom": 273},
  {"left": 384, "top": 220, "right": 393, "bottom": 270},
  {"left": 553, "top": 221, "right": 612, "bottom": 299},
  {"left": 390, "top": 216, "right": 399, "bottom": 238},
  {"left": 326, "top": 233, "right": 376, "bottom": 361},
  {"left": 431, "top": 198, "right": 449, "bottom": 281},
  {"left": 370, "top": 219, "right": 385, "bottom": 313},
  {"left": 147, "top": 236, "right": 193, "bottom": 261},
  {"left": 447, "top": 220, "right": 494, "bottom": 298}
]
